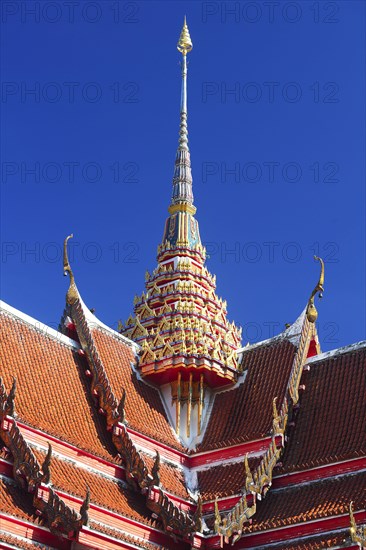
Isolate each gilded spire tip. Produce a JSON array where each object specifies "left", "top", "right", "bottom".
[
  {"left": 306, "top": 256, "right": 325, "bottom": 323},
  {"left": 177, "top": 17, "right": 192, "bottom": 55}
]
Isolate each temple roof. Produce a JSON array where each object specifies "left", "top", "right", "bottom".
[
  {"left": 1, "top": 296, "right": 365, "bottom": 549},
  {"left": 279, "top": 341, "right": 366, "bottom": 473},
  {"left": 244, "top": 470, "right": 366, "bottom": 533},
  {"left": 89, "top": 324, "right": 183, "bottom": 450},
  {"left": 0, "top": 18, "right": 365, "bottom": 550},
  {"left": 0, "top": 302, "right": 116, "bottom": 462},
  {"left": 198, "top": 337, "right": 298, "bottom": 451}
]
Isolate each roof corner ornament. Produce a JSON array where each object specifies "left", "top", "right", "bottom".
[
  {"left": 244, "top": 453, "right": 253, "bottom": 492},
  {"left": 151, "top": 451, "right": 160, "bottom": 487},
  {"left": 5, "top": 377, "right": 16, "bottom": 417},
  {"left": 193, "top": 495, "right": 203, "bottom": 533},
  {"left": 214, "top": 497, "right": 221, "bottom": 532},
  {"left": 63, "top": 234, "right": 79, "bottom": 305},
  {"left": 272, "top": 396, "right": 281, "bottom": 434},
  {"left": 117, "top": 388, "right": 126, "bottom": 424},
  {"left": 306, "top": 256, "right": 324, "bottom": 323},
  {"left": 41, "top": 442, "right": 52, "bottom": 485},
  {"left": 80, "top": 486, "right": 90, "bottom": 526}
]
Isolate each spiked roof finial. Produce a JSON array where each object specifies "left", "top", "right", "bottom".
[
  {"left": 63, "top": 234, "right": 79, "bottom": 305},
  {"left": 306, "top": 256, "right": 325, "bottom": 323}
]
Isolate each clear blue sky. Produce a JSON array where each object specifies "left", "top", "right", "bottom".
[{"left": 1, "top": 0, "right": 365, "bottom": 351}]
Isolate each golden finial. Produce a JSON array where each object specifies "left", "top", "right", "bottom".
[
  {"left": 306, "top": 256, "right": 325, "bottom": 323},
  {"left": 63, "top": 234, "right": 79, "bottom": 305},
  {"left": 177, "top": 16, "right": 193, "bottom": 55},
  {"left": 350, "top": 502, "right": 357, "bottom": 536},
  {"left": 214, "top": 497, "right": 221, "bottom": 532}
]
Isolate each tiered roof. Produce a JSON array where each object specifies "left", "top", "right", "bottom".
[
  {"left": 2, "top": 295, "right": 364, "bottom": 549},
  {"left": 0, "top": 18, "right": 365, "bottom": 550}
]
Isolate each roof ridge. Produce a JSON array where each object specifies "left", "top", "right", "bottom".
[{"left": 0, "top": 300, "right": 80, "bottom": 350}]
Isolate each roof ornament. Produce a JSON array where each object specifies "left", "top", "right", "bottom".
[
  {"left": 168, "top": 17, "right": 196, "bottom": 216},
  {"left": 350, "top": 501, "right": 366, "bottom": 546},
  {"left": 41, "top": 442, "right": 52, "bottom": 485},
  {"left": 117, "top": 388, "right": 126, "bottom": 423},
  {"left": 63, "top": 234, "right": 79, "bottom": 305},
  {"left": 80, "top": 486, "right": 90, "bottom": 526},
  {"left": 151, "top": 451, "right": 160, "bottom": 486},
  {"left": 306, "top": 256, "right": 324, "bottom": 323},
  {"left": 5, "top": 377, "right": 16, "bottom": 417}
]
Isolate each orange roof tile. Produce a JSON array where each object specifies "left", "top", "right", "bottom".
[
  {"left": 0, "top": 476, "right": 38, "bottom": 524},
  {"left": 273, "top": 532, "right": 350, "bottom": 550},
  {"left": 0, "top": 310, "right": 117, "bottom": 462},
  {"left": 90, "top": 327, "right": 184, "bottom": 450},
  {"left": 88, "top": 521, "right": 185, "bottom": 550},
  {"left": 243, "top": 471, "right": 366, "bottom": 533},
  {"left": 140, "top": 452, "right": 190, "bottom": 501},
  {"left": 199, "top": 339, "right": 297, "bottom": 451},
  {"left": 280, "top": 347, "right": 366, "bottom": 473},
  {"left": 0, "top": 533, "right": 52, "bottom": 550},
  {"left": 30, "top": 447, "right": 156, "bottom": 527},
  {"left": 197, "top": 457, "right": 262, "bottom": 501}
]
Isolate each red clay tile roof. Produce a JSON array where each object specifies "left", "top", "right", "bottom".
[
  {"left": 0, "top": 311, "right": 119, "bottom": 463},
  {"left": 90, "top": 327, "right": 184, "bottom": 451},
  {"left": 279, "top": 347, "right": 366, "bottom": 473},
  {"left": 0, "top": 476, "right": 38, "bottom": 524},
  {"left": 0, "top": 533, "right": 52, "bottom": 550},
  {"left": 243, "top": 471, "right": 366, "bottom": 533},
  {"left": 141, "top": 452, "right": 190, "bottom": 501},
  {"left": 30, "top": 447, "right": 156, "bottom": 527},
  {"left": 271, "top": 532, "right": 350, "bottom": 549},
  {"left": 197, "top": 457, "right": 262, "bottom": 501},
  {"left": 88, "top": 521, "right": 187, "bottom": 550},
  {"left": 199, "top": 339, "right": 297, "bottom": 451}
]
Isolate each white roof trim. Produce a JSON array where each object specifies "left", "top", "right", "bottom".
[
  {"left": 307, "top": 340, "right": 366, "bottom": 364},
  {"left": 78, "top": 296, "right": 140, "bottom": 351},
  {"left": 0, "top": 300, "right": 80, "bottom": 350}
]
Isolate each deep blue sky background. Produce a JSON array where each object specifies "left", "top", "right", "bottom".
[{"left": 1, "top": 0, "right": 365, "bottom": 351}]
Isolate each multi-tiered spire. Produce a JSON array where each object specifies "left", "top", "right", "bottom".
[
  {"left": 163, "top": 17, "right": 199, "bottom": 249},
  {"left": 169, "top": 17, "right": 195, "bottom": 213},
  {"left": 121, "top": 20, "right": 242, "bottom": 443}
]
